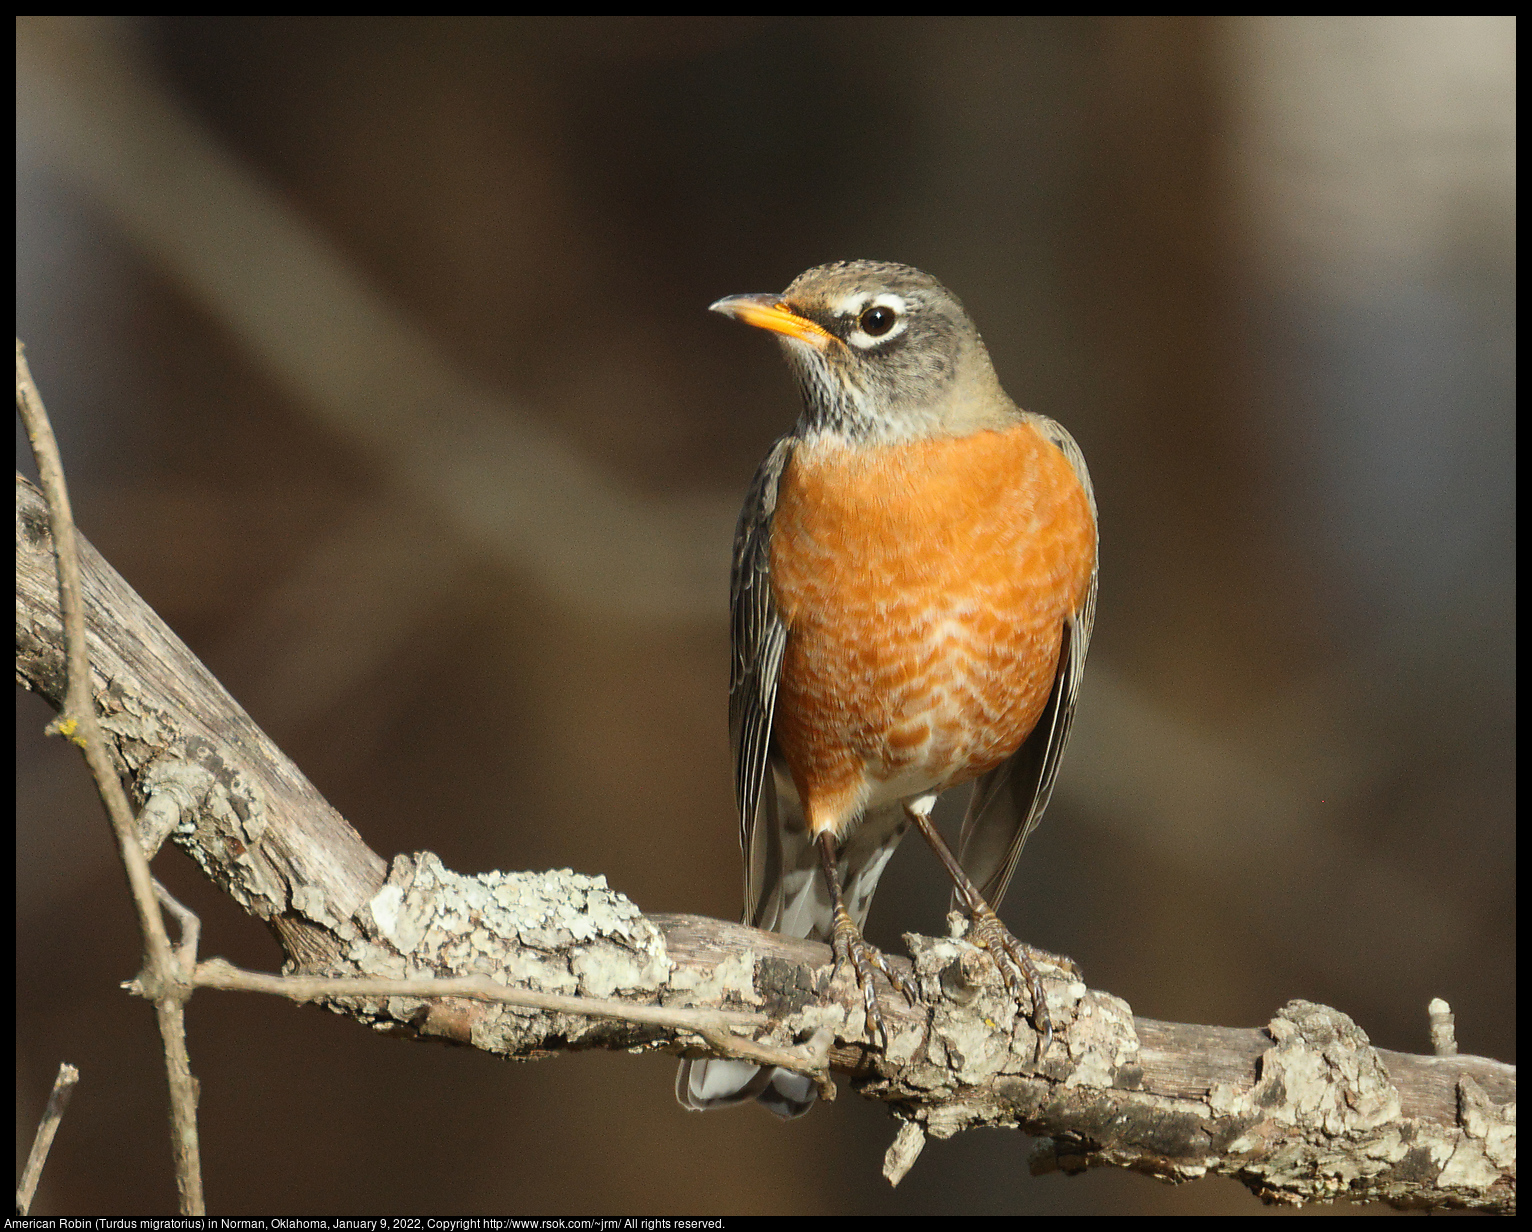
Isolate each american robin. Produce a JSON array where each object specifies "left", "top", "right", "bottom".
[{"left": 677, "top": 261, "right": 1097, "bottom": 1118}]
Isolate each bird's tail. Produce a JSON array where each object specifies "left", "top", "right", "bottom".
[{"left": 675, "top": 791, "right": 910, "bottom": 1118}]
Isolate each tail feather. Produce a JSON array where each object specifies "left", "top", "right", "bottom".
[
  {"left": 675, "top": 775, "right": 911, "bottom": 1117},
  {"left": 676, "top": 1057, "right": 816, "bottom": 1119}
]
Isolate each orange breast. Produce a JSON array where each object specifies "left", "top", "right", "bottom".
[{"left": 769, "top": 421, "right": 1095, "bottom": 838}]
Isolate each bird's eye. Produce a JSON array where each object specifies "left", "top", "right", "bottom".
[{"left": 858, "top": 305, "right": 899, "bottom": 337}]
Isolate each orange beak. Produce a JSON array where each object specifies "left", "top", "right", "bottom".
[{"left": 709, "top": 293, "right": 836, "bottom": 348}]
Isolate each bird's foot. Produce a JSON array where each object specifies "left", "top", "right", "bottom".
[
  {"left": 964, "top": 906, "right": 1072, "bottom": 1062},
  {"left": 828, "top": 905, "right": 919, "bottom": 1048}
]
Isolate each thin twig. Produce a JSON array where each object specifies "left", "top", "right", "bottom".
[
  {"left": 152, "top": 879, "right": 201, "bottom": 980},
  {"left": 188, "top": 958, "right": 762, "bottom": 1027},
  {"left": 15, "top": 1062, "right": 81, "bottom": 1215},
  {"left": 17, "top": 340, "right": 205, "bottom": 1215},
  {"left": 186, "top": 957, "right": 833, "bottom": 1086}
]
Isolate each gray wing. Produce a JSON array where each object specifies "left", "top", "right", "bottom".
[
  {"left": 731, "top": 436, "right": 794, "bottom": 928},
  {"left": 677, "top": 437, "right": 803, "bottom": 1120},
  {"left": 955, "top": 415, "right": 1098, "bottom": 909}
]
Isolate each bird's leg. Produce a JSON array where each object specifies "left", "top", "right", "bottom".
[
  {"left": 904, "top": 804, "right": 1059, "bottom": 1061},
  {"left": 816, "top": 833, "right": 915, "bottom": 1048}
]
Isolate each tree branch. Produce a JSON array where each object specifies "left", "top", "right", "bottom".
[{"left": 15, "top": 471, "right": 1515, "bottom": 1211}]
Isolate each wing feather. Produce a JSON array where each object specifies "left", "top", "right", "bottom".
[{"left": 731, "top": 437, "right": 794, "bottom": 927}]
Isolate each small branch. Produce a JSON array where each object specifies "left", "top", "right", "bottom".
[
  {"left": 150, "top": 879, "right": 202, "bottom": 980},
  {"left": 187, "top": 956, "right": 763, "bottom": 1029},
  {"left": 16, "top": 1062, "right": 81, "bottom": 1215},
  {"left": 16, "top": 345, "right": 173, "bottom": 959},
  {"left": 183, "top": 957, "right": 833, "bottom": 1091},
  {"left": 18, "top": 341, "right": 204, "bottom": 1215}
]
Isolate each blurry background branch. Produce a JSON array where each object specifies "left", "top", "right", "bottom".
[
  {"left": 15, "top": 473, "right": 1515, "bottom": 1211},
  {"left": 16, "top": 17, "right": 732, "bottom": 626},
  {"left": 16, "top": 14, "right": 1512, "bottom": 1215}
]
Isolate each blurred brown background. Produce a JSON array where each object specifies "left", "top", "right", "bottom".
[{"left": 16, "top": 15, "right": 1514, "bottom": 1216}]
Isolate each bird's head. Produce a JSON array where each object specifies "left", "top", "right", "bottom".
[{"left": 711, "top": 260, "right": 1015, "bottom": 443}]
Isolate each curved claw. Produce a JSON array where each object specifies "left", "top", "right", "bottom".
[
  {"left": 867, "top": 947, "right": 920, "bottom": 1009},
  {"left": 968, "top": 906, "right": 1055, "bottom": 1063},
  {"left": 828, "top": 904, "right": 920, "bottom": 1049}
]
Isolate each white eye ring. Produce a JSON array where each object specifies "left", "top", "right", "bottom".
[{"left": 844, "top": 293, "right": 909, "bottom": 349}]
